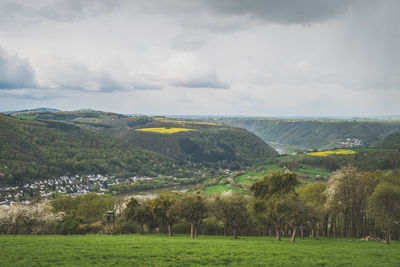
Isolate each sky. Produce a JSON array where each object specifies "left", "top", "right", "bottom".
[{"left": 0, "top": 0, "right": 399, "bottom": 116}]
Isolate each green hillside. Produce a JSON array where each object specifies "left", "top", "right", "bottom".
[
  {"left": 34, "top": 111, "right": 278, "bottom": 170},
  {"left": 119, "top": 123, "right": 276, "bottom": 169},
  {"left": 0, "top": 111, "right": 277, "bottom": 185},
  {"left": 209, "top": 147, "right": 400, "bottom": 192},
  {"left": 217, "top": 118, "right": 400, "bottom": 152},
  {"left": 0, "top": 114, "right": 182, "bottom": 185},
  {"left": 3, "top": 107, "right": 60, "bottom": 116},
  {"left": 380, "top": 132, "right": 400, "bottom": 149}
]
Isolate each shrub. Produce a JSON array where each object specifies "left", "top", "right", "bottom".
[
  {"left": 56, "top": 217, "right": 80, "bottom": 235},
  {"left": 112, "top": 222, "right": 138, "bottom": 234}
]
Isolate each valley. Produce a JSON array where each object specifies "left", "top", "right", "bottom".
[
  {"left": 2, "top": 109, "right": 400, "bottom": 202},
  {"left": 215, "top": 117, "right": 400, "bottom": 153}
]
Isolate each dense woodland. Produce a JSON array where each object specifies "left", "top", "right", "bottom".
[
  {"left": 1, "top": 169, "right": 399, "bottom": 244},
  {"left": 34, "top": 111, "right": 277, "bottom": 168}
]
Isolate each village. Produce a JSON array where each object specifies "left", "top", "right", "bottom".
[
  {"left": 0, "top": 174, "right": 153, "bottom": 205},
  {"left": 338, "top": 138, "right": 363, "bottom": 148}
]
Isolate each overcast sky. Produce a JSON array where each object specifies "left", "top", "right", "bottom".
[{"left": 0, "top": 0, "right": 399, "bottom": 116}]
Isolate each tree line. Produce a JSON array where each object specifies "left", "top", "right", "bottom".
[{"left": 1, "top": 167, "right": 399, "bottom": 244}]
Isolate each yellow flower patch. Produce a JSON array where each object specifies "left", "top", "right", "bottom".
[
  {"left": 307, "top": 149, "right": 356, "bottom": 157},
  {"left": 136, "top": 127, "right": 195, "bottom": 134}
]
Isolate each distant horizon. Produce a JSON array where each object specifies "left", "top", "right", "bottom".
[{"left": 2, "top": 106, "right": 400, "bottom": 120}]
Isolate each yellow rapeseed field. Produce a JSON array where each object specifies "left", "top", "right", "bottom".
[
  {"left": 136, "top": 127, "right": 195, "bottom": 134},
  {"left": 307, "top": 149, "right": 356, "bottom": 157}
]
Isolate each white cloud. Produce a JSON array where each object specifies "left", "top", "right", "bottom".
[
  {"left": 40, "top": 60, "right": 134, "bottom": 92},
  {"left": 160, "top": 52, "right": 228, "bottom": 89}
]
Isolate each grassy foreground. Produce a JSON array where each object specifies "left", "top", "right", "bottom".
[{"left": 0, "top": 235, "right": 399, "bottom": 266}]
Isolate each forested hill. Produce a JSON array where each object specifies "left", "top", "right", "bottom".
[
  {"left": 33, "top": 111, "right": 277, "bottom": 169},
  {"left": 380, "top": 132, "right": 400, "bottom": 149},
  {"left": 3, "top": 107, "right": 60, "bottom": 115},
  {"left": 216, "top": 118, "right": 400, "bottom": 152},
  {"left": 0, "top": 114, "right": 179, "bottom": 185},
  {"left": 0, "top": 111, "right": 277, "bottom": 185}
]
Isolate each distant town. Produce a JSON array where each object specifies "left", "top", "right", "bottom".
[
  {"left": 338, "top": 138, "right": 363, "bottom": 148},
  {"left": 0, "top": 174, "right": 153, "bottom": 205}
]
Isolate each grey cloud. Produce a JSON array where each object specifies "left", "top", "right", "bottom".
[
  {"left": 333, "top": 0, "right": 400, "bottom": 91},
  {"left": 131, "top": 74, "right": 163, "bottom": 90},
  {"left": 132, "top": 70, "right": 228, "bottom": 90},
  {"left": 93, "top": 76, "right": 132, "bottom": 93},
  {"left": 0, "top": 2, "right": 40, "bottom": 26},
  {"left": 0, "top": 46, "right": 136, "bottom": 93},
  {"left": 0, "top": 89, "right": 59, "bottom": 100},
  {"left": 38, "top": 0, "right": 123, "bottom": 22},
  {"left": 131, "top": 0, "right": 357, "bottom": 25},
  {"left": 201, "top": 0, "right": 356, "bottom": 24},
  {"left": 173, "top": 77, "right": 229, "bottom": 90},
  {"left": 160, "top": 52, "right": 229, "bottom": 90},
  {"left": 43, "top": 62, "right": 115, "bottom": 92},
  {"left": 177, "top": 96, "right": 193, "bottom": 104},
  {"left": 49, "top": 63, "right": 163, "bottom": 92},
  {"left": 133, "top": 83, "right": 163, "bottom": 90},
  {"left": 0, "top": 0, "right": 122, "bottom": 25},
  {"left": 0, "top": 0, "right": 357, "bottom": 28},
  {"left": 0, "top": 47, "right": 37, "bottom": 90},
  {"left": 171, "top": 32, "right": 207, "bottom": 51},
  {"left": 56, "top": 69, "right": 133, "bottom": 93}
]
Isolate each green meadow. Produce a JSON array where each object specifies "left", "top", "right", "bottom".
[
  {"left": 15, "top": 114, "right": 36, "bottom": 120},
  {"left": 234, "top": 164, "right": 283, "bottom": 185},
  {"left": 203, "top": 184, "right": 239, "bottom": 194},
  {"left": 233, "top": 162, "right": 328, "bottom": 187},
  {"left": 0, "top": 235, "right": 399, "bottom": 266}
]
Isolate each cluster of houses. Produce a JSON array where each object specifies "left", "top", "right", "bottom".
[
  {"left": 0, "top": 174, "right": 153, "bottom": 205},
  {"left": 338, "top": 138, "right": 363, "bottom": 148}
]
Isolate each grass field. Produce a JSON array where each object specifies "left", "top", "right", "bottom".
[
  {"left": 297, "top": 165, "right": 330, "bottom": 176},
  {"left": 203, "top": 184, "right": 240, "bottom": 194},
  {"left": 233, "top": 163, "right": 328, "bottom": 186},
  {"left": 16, "top": 114, "right": 36, "bottom": 120},
  {"left": 354, "top": 148, "right": 394, "bottom": 153},
  {"left": 235, "top": 165, "right": 283, "bottom": 185},
  {"left": 296, "top": 164, "right": 330, "bottom": 182},
  {"left": 0, "top": 235, "right": 399, "bottom": 266}
]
